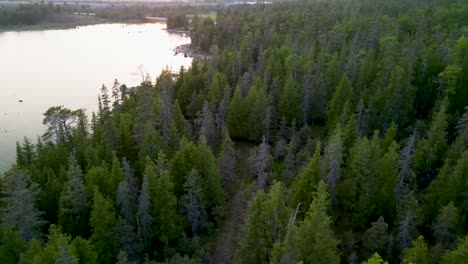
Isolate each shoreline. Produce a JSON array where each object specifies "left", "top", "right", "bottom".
[
  {"left": 174, "top": 43, "right": 210, "bottom": 59},
  {"left": 166, "top": 28, "right": 190, "bottom": 35}
]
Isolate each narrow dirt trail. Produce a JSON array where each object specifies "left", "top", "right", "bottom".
[
  {"left": 211, "top": 141, "right": 256, "bottom": 264},
  {"left": 211, "top": 189, "right": 245, "bottom": 263}
]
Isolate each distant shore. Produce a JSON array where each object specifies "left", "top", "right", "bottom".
[{"left": 0, "top": 18, "right": 148, "bottom": 33}]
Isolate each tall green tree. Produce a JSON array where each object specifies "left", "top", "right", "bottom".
[
  {"left": 402, "top": 236, "right": 429, "bottom": 264},
  {"left": 290, "top": 141, "right": 322, "bottom": 218},
  {"left": 236, "top": 182, "right": 290, "bottom": 264},
  {"left": 326, "top": 74, "right": 353, "bottom": 132},
  {"left": 29, "top": 225, "right": 79, "bottom": 264},
  {"left": 58, "top": 156, "right": 88, "bottom": 237},
  {"left": 90, "top": 189, "right": 118, "bottom": 264},
  {"left": 0, "top": 170, "right": 44, "bottom": 241},
  {"left": 413, "top": 98, "right": 449, "bottom": 189},
  {"left": 280, "top": 181, "right": 340, "bottom": 264}
]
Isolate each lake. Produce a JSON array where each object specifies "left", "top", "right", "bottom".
[{"left": 0, "top": 22, "right": 192, "bottom": 173}]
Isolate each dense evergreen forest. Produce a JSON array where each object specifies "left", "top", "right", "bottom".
[{"left": 2, "top": 0, "right": 468, "bottom": 263}]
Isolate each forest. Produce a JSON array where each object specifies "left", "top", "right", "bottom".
[
  {"left": 0, "top": 3, "right": 211, "bottom": 28},
  {"left": 1, "top": 0, "right": 468, "bottom": 263}
]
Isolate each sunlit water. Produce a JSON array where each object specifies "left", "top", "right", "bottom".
[{"left": 0, "top": 22, "right": 192, "bottom": 173}]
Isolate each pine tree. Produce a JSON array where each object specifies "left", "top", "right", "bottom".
[
  {"left": 58, "top": 156, "right": 87, "bottom": 237},
  {"left": 362, "top": 253, "right": 389, "bottom": 264},
  {"left": 402, "top": 236, "right": 429, "bottom": 264},
  {"left": 112, "top": 79, "right": 121, "bottom": 108},
  {"left": 199, "top": 101, "right": 216, "bottom": 149},
  {"left": 279, "top": 181, "right": 340, "bottom": 264},
  {"left": 396, "top": 193, "right": 420, "bottom": 254},
  {"left": 173, "top": 99, "right": 190, "bottom": 138},
  {"left": 147, "top": 153, "right": 183, "bottom": 245},
  {"left": 116, "top": 217, "right": 139, "bottom": 261},
  {"left": 250, "top": 137, "right": 272, "bottom": 190},
  {"left": 218, "top": 132, "right": 236, "bottom": 191},
  {"left": 0, "top": 227, "right": 28, "bottom": 264},
  {"left": 326, "top": 74, "right": 352, "bottom": 132},
  {"left": 0, "top": 170, "right": 44, "bottom": 241},
  {"left": 84, "top": 165, "right": 113, "bottom": 198},
  {"left": 373, "top": 141, "right": 399, "bottom": 223},
  {"left": 90, "top": 189, "right": 118, "bottom": 264},
  {"left": 432, "top": 202, "right": 459, "bottom": 247},
  {"left": 294, "top": 180, "right": 340, "bottom": 264},
  {"left": 116, "top": 251, "right": 133, "bottom": 264},
  {"left": 323, "top": 126, "right": 344, "bottom": 198},
  {"left": 373, "top": 66, "right": 416, "bottom": 130},
  {"left": 290, "top": 141, "right": 322, "bottom": 217},
  {"left": 208, "top": 72, "right": 229, "bottom": 108},
  {"left": 110, "top": 156, "right": 125, "bottom": 198},
  {"left": 278, "top": 74, "right": 302, "bottom": 124},
  {"left": 227, "top": 84, "right": 248, "bottom": 138},
  {"left": 440, "top": 235, "right": 468, "bottom": 264},
  {"left": 117, "top": 158, "right": 138, "bottom": 226},
  {"left": 245, "top": 78, "right": 268, "bottom": 140},
  {"left": 30, "top": 225, "right": 79, "bottom": 264},
  {"left": 71, "top": 236, "right": 97, "bottom": 264},
  {"left": 137, "top": 165, "right": 153, "bottom": 250},
  {"left": 302, "top": 68, "right": 313, "bottom": 125},
  {"left": 236, "top": 182, "right": 290, "bottom": 264},
  {"left": 423, "top": 150, "right": 468, "bottom": 235},
  {"left": 363, "top": 216, "right": 390, "bottom": 259},
  {"left": 155, "top": 74, "right": 174, "bottom": 144},
  {"left": 413, "top": 98, "right": 449, "bottom": 189},
  {"left": 21, "top": 137, "right": 35, "bottom": 167},
  {"left": 138, "top": 122, "right": 164, "bottom": 163},
  {"left": 181, "top": 169, "right": 207, "bottom": 235},
  {"left": 134, "top": 83, "right": 155, "bottom": 146},
  {"left": 395, "top": 133, "right": 416, "bottom": 203}
]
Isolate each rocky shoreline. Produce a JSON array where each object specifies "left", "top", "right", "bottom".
[{"left": 174, "top": 44, "right": 210, "bottom": 59}]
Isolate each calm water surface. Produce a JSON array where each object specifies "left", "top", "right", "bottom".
[{"left": 0, "top": 22, "right": 192, "bottom": 173}]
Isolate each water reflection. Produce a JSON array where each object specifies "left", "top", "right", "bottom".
[{"left": 0, "top": 22, "right": 192, "bottom": 173}]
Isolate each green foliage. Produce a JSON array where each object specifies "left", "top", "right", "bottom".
[
  {"left": 85, "top": 165, "right": 113, "bottom": 198},
  {"left": 71, "top": 236, "right": 97, "bottom": 264},
  {"left": 90, "top": 189, "right": 118, "bottom": 264},
  {"left": 294, "top": 181, "right": 340, "bottom": 264},
  {"left": 326, "top": 74, "right": 353, "bottom": 132},
  {"left": 227, "top": 84, "right": 249, "bottom": 139},
  {"left": 278, "top": 74, "right": 302, "bottom": 124},
  {"left": 290, "top": 141, "right": 322, "bottom": 217},
  {"left": 145, "top": 156, "right": 185, "bottom": 247},
  {"left": 363, "top": 217, "right": 390, "bottom": 259},
  {"left": 413, "top": 99, "right": 449, "bottom": 188},
  {"left": 58, "top": 158, "right": 88, "bottom": 237},
  {"left": 4, "top": 1, "right": 468, "bottom": 263},
  {"left": 0, "top": 170, "right": 45, "bottom": 241},
  {"left": 432, "top": 202, "right": 460, "bottom": 247},
  {"left": 402, "top": 236, "right": 429, "bottom": 264},
  {"left": 362, "top": 253, "right": 388, "bottom": 264},
  {"left": 29, "top": 225, "right": 79, "bottom": 264},
  {"left": 277, "top": 181, "right": 340, "bottom": 264},
  {"left": 0, "top": 227, "right": 28, "bottom": 264},
  {"left": 171, "top": 138, "right": 225, "bottom": 227},
  {"left": 440, "top": 236, "right": 468, "bottom": 264},
  {"left": 236, "top": 182, "right": 290, "bottom": 264}
]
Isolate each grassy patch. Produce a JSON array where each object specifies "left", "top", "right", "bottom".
[{"left": 187, "top": 11, "right": 217, "bottom": 20}]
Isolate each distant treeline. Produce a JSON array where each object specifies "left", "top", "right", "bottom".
[
  {"left": 0, "top": 3, "right": 70, "bottom": 26},
  {"left": 0, "top": 3, "right": 215, "bottom": 27}
]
